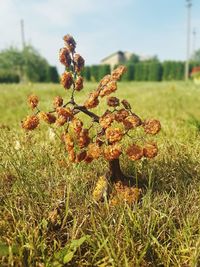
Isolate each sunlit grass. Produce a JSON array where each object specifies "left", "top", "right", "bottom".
[{"left": 0, "top": 81, "right": 200, "bottom": 266}]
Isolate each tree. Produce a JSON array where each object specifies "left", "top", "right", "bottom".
[
  {"left": 191, "top": 49, "right": 200, "bottom": 63},
  {"left": 148, "top": 62, "right": 162, "bottom": 81},
  {"left": 90, "top": 65, "right": 100, "bottom": 81},
  {"left": 98, "top": 65, "right": 111, "bottom": 80},
  {"left": 82, "top": 66, "right": 91, "bottom": 81},
  {"left": 128, "top": 54, "right": 140, "bottom": 64},
  {"left": 0, "top": 45, "right": 58, "bottom": 83},
  {"left": 121, "top": 64, "right": 134, "bottom": 81},
  {"left": 22, "top": 34, "right": 161, "bottom": 204},
  {"left": 47, "top": 66, "right": 59, "bottom": 83}
]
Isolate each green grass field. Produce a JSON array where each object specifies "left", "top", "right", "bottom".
[{"left": 0, "top": 82, "right": 200, "bottom": 266}]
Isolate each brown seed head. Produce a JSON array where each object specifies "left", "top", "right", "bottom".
[
  {"left": 111, "top": 65, "right": 127, "bottom": 81},
  {"left": 126, "top": 144, "right": 143, "bottom": 161},
  {"left": 123, "top": 115, "right": 142, "bottom": 130},
  {"left": 104, "top": 143, "right": 122, "bottom": 161},
  {"left": 75, "top": 76, "right": 84, "bottom": 91},
  {"left": 121, "top": 99, "right": 131, "bottom": 110},
  {"left": 59, "top": 47, "right": 71, "bottom": 67},
  {"left": 107, "top": 96, "right": 120, "bottom": 107},
  {"left": 87, "top": 143, "right": 101, "bottom": 159},
  {"left": 28, "top": 95, "right": 39, "bottom": 109},
  {"left": 56, "top": 107, "right": 73, "bottom": 120},
  {"left": 63, "top": 34, "right": 76, "bottom": 52},
  {"left": 84, "top": 155, "right": 93, "bottom": 163},
  {"left": 68, "top": 148, "right": 76, "bottom": 162},
  {"left": 61, "top": 71, "right": 73, "bottom": 89},
  {"left": 39, "top": 112, "right": 56, "bottom": 124},
  {"left": 72, "top": 118, "right": 83, "bottom": 134},
  {"left": 74, "top": 54, "right": 85, "bottom": 73},
  {"left": 84, "top": 91, "right": 99, "bottom": 109},
  {"left": 115, "top": 109, "right": 129, "bottom": 122},
  {"left": 53, "top": 96, "right": 63, "bottom": 108},
  {"left": 99, "top": 110, "right": 114, "bottom": 129},
  {"left": 98, "top": 75, "right": 112, "bottom": 90},
  {"left": 78, "top": 129, "right": 90, "bottom": 148},
  {"left": 99, "top": 81, "right": 117, "bottom": 97},
  {"left": 143, "top": 119, "right": 161, "bottom": 135},
  {"left": 143, "top": 143, "right": 158, "bottom": 158},
  {"left": 76, "top": 150, "right": 87, "bottom": 163},
  {"left": 56, "top": 116, "right": 67, "bottom": 126},
  {"left": 63, "top": 133, "right": 74, "bottom": 151},
  {"left": 22, "top": 115, "right": 39, "bottom": 131},
  {"left": 105, "top": 127, "right": 123, "bottom": 143}
]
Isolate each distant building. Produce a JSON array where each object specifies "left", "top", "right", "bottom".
[{"left": 101, "top": 51, "right": 154, "bottom": 69}]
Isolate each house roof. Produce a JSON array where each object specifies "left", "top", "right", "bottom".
[{"left": 101, "top": 51, "right": 124, "bottom": 63}]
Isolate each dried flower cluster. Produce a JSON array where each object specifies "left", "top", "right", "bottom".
[{"left": 22, "top": 34, "right": 161, "bottom": 204}]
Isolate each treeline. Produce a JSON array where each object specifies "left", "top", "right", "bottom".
[
  {"left": 82, "top": 61, "right": 198, "bottom": 82},
  {"left": 0, "top": 46, "right": 59, "bottom": 83}
]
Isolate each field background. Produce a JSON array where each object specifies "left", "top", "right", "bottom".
[{"left": 0, "top": 82, "right": 200, "bottom": 266}]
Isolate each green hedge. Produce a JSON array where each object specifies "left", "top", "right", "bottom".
[
  {"left": 0, "top": 71, "right": 20, "bottom": 83},
  {"left": 82, "top": 61, "right": 195, "bottom": 82}
]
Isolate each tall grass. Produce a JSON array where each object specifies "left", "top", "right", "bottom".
[{"left": 0, "top": 82, "right": 200, "bottom": 266}]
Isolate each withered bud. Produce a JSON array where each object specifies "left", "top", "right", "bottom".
[
  {"left": 28, "top": 95, "right": 39, "bottom": 109},
  {"left": 56, "top": 116, "right": 67, "bottom": 126},
  {"left": 53, "top": 96, "right": 63, "bottom": 108},
  {"left": 98, "top": 75, "right": 112, "bottom": 90},
  {"left": 22, "top": 115, "right": 39, "bottom": 131},
  {"left": 87, "top": 143, "right": 101, "bottom": 159},
  {"left": 61, "top": 71, "right": 73, "bottom": 89},
  {"left": 143, "top": 119, "right": 161, "bottom": 135},
  {"left": 84, "top": 155, "right": 93, "bottom": 163},
  {"left": 107, "top": 96, "right": 119, "bottom": 107},
  {"left": 123, "top": 115, "right": 142, "bottom": 130},
  {"left": 111, "top": 65, "right": 127, "bottom": 81},
  {"left": 143, "top": 143, "right": 158, "bottom": 158},
  {"left": 75, "top": 76, "right": 84, "bottom": 91},
  {"left": 74, "top": 54, "right": 85, "bottom": 73},
  {"left": 63, "top": 133, "right": 74, "bottom": 151},
  {"left": 76, "top": 150, "right": 87, "bottom": 163},
  {"left": 99, "top": 81, "right": 117, "bottom": 97},
  {"left": 56, "top": 107, "right": 73, "bottom": 120},
  {"left": 99, "top": 110, "right": 114, "bottom": 129},
  {"left": 121, "top": 99, "right": 131, "bottom": 110},
  {"left": 72, "top": 118, "right": 83, "bottom": 134},
  {"left": 39, "top": 112, "right": 56, "bottom": 124},
  {"left": 78, "top": 129, "right": 90, "bottom": 148},
  {"left": 104, "top": 144, "right": 122, "bottom": 161},
  {"left": 59, "top": 47, "right": 71, "bottom": 67},
  {"left": 105, "top": 127, "right": 123, "bottom": 143},
  {"left": 115, "top": 109, "right": 129, "bottom": 122},
  {"left": 68, "top": 148, "right": 76, "bottom": 162},
  {"left": 96, "top": 138, "right": 104, "bottom": 147},
  {"left": 63, "top": 34, "right": 76, "bottom": 52},
  {"left": 84, "top": 91, "right": 99, "bottom": 109},
  {"left": 126, "top": 144, "right": 143, "bottom": 161}
]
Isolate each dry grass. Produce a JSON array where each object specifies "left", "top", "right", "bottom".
[{"left": 0, "top": 81, "right": 200, "bottom": 266}]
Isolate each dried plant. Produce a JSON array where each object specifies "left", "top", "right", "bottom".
[{"left": 22, "top": 34, "right": 161, "bottom": 204}]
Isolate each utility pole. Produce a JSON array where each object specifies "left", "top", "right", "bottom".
[
  {"left": 185, "top": 0, "right": 192, "bottom": 81},
  {"left": 192, "top": 28, "right": 196, "bottom": 54},
  {"left": 20, "top": 19, "right": 26, "bottom": 50}
]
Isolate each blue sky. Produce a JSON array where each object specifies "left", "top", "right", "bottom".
[{"left": 0, "top": 0, "right": 200, "bottom": 72}]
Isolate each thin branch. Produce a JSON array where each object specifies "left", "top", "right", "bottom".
[{"left": 74, "top": 105, "right": 99, "bottom": 122}]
